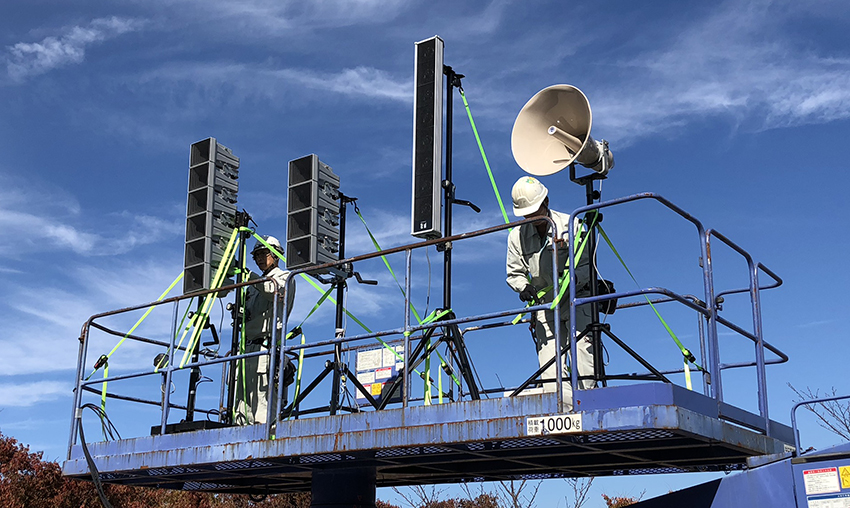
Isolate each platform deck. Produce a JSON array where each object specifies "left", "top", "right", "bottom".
[{"left": 63, "top": 383, "right": 793, "bottom": 493}]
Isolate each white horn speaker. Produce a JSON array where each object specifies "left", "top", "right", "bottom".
[{"left": 511, "top": 84, "right": 614, "bottom": 176}]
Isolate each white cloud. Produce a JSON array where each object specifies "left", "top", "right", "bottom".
[
  {"left": 170, "top": 0, "right": 408, "bottom": 34},
  {"left": 5, "top": 16, "right": 144, "bottom": 81},
  {"left": 592, "top": 0, "right": 850, "bottom": 143},
  {"left": 0, "top": 381, "right": 68, "bottom": 407},
  {"left": 0, "top": 174, "right": 181, "bottom": 258},
  {"left": 141, "top": 62, "right": 411, "bottom": 105},
  {"left": 0, "top": 258, "right": 190, "bottom": 377},
  {"left": 285, "top": 66, "right": 411, "bottom": 102}
]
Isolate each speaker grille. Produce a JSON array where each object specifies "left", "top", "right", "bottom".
[{"left": 411, "top": 36, "right": 443, "bottom": 239}]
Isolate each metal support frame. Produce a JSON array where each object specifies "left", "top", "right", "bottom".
[
  {"left": 281, "top": 193, "right": 384, "bottom": 418},
  {"left": 66, "top": 193, "right": 789, "bottom": 461},
  {"left": 329, "top": 194, "right": 352, "bottom": 415},
  {"left": 378, "top": 310, "right": 480, "bottom": 408},
  {"left": 438, "top": 65, "right": 482, "bottom": 405},
  {"left": 567, "top": 192, "right": 786, "bottom": 436},
  {"left": 568, "top": 163, "right": 608, "bottom": 390},
  {"left": 222, "top": 211, "right": 252, "bottom": 424}
]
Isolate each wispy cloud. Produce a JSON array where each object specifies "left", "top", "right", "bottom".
[
  {"left": 167, "top": 0, "right": 408, "bottom": 35},
  {"left": 0, "top": 258, "right": 189, "bottom": 377},
  {"left": 0, "top": 381, "right": 68, "bottom": 407},
  {"left": 142, "top": 62, "right": 411, "bottom": 105},
  {"left": 5, "top": 16, "right": 144, "bottom": 82},
  {"left": 0, "top": 173, "right": 181, "bottom": 258},
  {"left": 286, "top": 66, "right": 411, "bottom": 102},
  {"left": 592, "top": 0, "right": 850, "bottom": 143}
]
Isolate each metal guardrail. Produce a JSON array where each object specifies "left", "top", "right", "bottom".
[
  {"left": 567, "top": 192, "right": 787, "bottom": 433},
  {"left": 791, "top": 394, "right": 850, "bottom": 455},
  {"left": 67, "top": 193, "right": 789, "bottom": 460}
]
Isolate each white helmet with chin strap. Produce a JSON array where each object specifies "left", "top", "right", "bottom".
[
  {"left": 511, "top": 176, "right": 548, "bottom": 216},
  {"left": 252, "top": 235, "right": 282, "bottom": 256}
]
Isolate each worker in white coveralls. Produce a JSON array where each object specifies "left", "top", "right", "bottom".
[
  {"left": 235, "top": 235, "right": 296, "bottom": 425},
  {"left": 506, "top": 176, "right": 596, "bottom": 410}
]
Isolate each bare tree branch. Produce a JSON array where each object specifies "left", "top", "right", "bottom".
[
  {"left": 789, "top": 384, "right": 850, "bottom": 442},
  {"left": 564, "top": 477, "right": 594, "bottom": 508},
  {"left": 497, "top": 479, "right": 541, "bottom": 508},
  {"left": 392, "top": 485, "right": 447, "bottom": 508}
]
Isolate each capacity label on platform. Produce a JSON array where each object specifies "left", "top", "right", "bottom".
[
  {"left": 805, "top": 467, "right": 841, "bottom": 495},
  {"left": 526, "top": 414, "right": 581, "bottom": 436},
  {"left": 807, "top": 493, "right": 850, "bottom": 508}
]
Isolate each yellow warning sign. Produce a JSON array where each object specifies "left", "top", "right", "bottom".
[
  {"left": 371, "top": 382, "right": 383, "bottom": 396},
  {"left": 840, "top": 466, "right": 850, "bottom": 489}
]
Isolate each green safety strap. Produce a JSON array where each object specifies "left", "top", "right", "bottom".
[
  {"left": 86, "top": 271, "right": 185, "bottom": 380},
  {"left": 154, "top": 298, "right": 194, "bottom": 372},
  {"left": 248, "top": 230, "right": 375, "bottom": 333},
  {"left": 424, "top": 338, "right": 432, "bottom": 405},
  {"left": 459, "top": 88, "right": 510, "bottom": 225},
  {"left": 236, "top": 244, "right": 249, "bottom": 421},
  {"left": 297, "top": 285, "right": 335, "bottom": 328},
  {"left": 251, "top": 229, "right": 460, "bottom": 401},
  {"left": 419, "top": 309, "right": 460, "bottom": 388},
  {"left": 180, "top": 227, "right": 240, "bottom": 368},
  {"left": 438, "top": 359, "right": 444, "bottom": 405},
  {"left": 511, "top": 222, "right": 590, "bottom": 325},
  {"left": 250, "top": 230, "right": 437, "bottom": 388},
  {"left": 100, "top": 364, "right": 108, "bottom": 416},
  {"left": 354, "top": 206, "right": 425, "bottom": 324},
  {"left": 595, "top": 224, "right": 705, "bottom": 382},
  {"left": 550, "top": 223, "right": 591, "bottom": 309},
  {"left": 352, "top": 211, "right": 462, "bottom": 391},
  {"left": 91, "top": 270, "right": 186, "bottom": 428}
]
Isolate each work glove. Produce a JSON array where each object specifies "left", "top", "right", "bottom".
[{"left": 519, "top": 284, "right": 538, "bottom": 303}]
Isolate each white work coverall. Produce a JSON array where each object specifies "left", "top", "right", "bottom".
[
  {"left": 506, "top": 210, "right": 596, "bottom": 408},
  {"left": 235, "top": 266, "right": 295, "bottom": 425}
]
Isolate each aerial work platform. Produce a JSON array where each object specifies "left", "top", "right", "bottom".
[
  {"left": 63, "top": 383, "right": 793, "bottom": 493},
  {"left": 63, "top": 193, "right": 792, "bottom": 503}
]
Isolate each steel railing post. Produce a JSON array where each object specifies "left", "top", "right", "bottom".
[
  {"left": 67, "top": 322, "right": 90, "bottom": 459},
  {"left": 161, "top": 301, "right": 180, "bottom": 435},
  {"left": 403, "top": 249, "right": 413, "bottom": 408}
]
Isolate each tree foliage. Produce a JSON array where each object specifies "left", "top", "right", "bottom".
[
  {"left": 0, "top": 430, "right": 384, "bottom": 508},
  {"left": 601, "top": 493, "right": 640, "bottom": 508},
  {"left": 2, "top": 429, "right": 646, "bottom": 508}
]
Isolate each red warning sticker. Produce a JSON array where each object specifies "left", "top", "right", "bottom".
[{"left": 804, "top": 467, "right": 841, "bottom": 496}]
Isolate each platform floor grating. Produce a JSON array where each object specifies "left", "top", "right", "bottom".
[{"left": 63, "top": 384, "right": 793, "bottom": 494}]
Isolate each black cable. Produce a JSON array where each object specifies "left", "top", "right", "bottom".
[
  {"left": 78, "top": 418, "right": 115, "bottom": 508},
  {"left": 82, "top": 403, "right": 121, "bottom": 441}
]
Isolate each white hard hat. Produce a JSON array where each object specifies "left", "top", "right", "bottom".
[
  {"left": 252, "top": 235, "right": 282, "bottom": 255},
  {"left": 511, "top": 176, "right": 548, "bottom": 216}
]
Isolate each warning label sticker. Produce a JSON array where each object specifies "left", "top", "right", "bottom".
[
  {"left": 805, "top": 468, "right": 841, "bottom": 496},
  {"left": 841, "top": 466, "right": 850, "bottom": 490}
]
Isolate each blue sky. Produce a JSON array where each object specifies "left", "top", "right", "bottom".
[{"left": 1, "top": 0, "right": 849, "bottom": 506}]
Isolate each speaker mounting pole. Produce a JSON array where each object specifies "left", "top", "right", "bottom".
[
  {"left": 440, "top": 65, "right": 464, "bottom": 311},
  {"left": 569, "top": 146, "right": 611, "bottom": 387},
  {"left": 224, "top": 210, "right": 253, "bottom": 424},
  {"left": 329, "top": 192, "right": 355, "bottom": 415}
]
